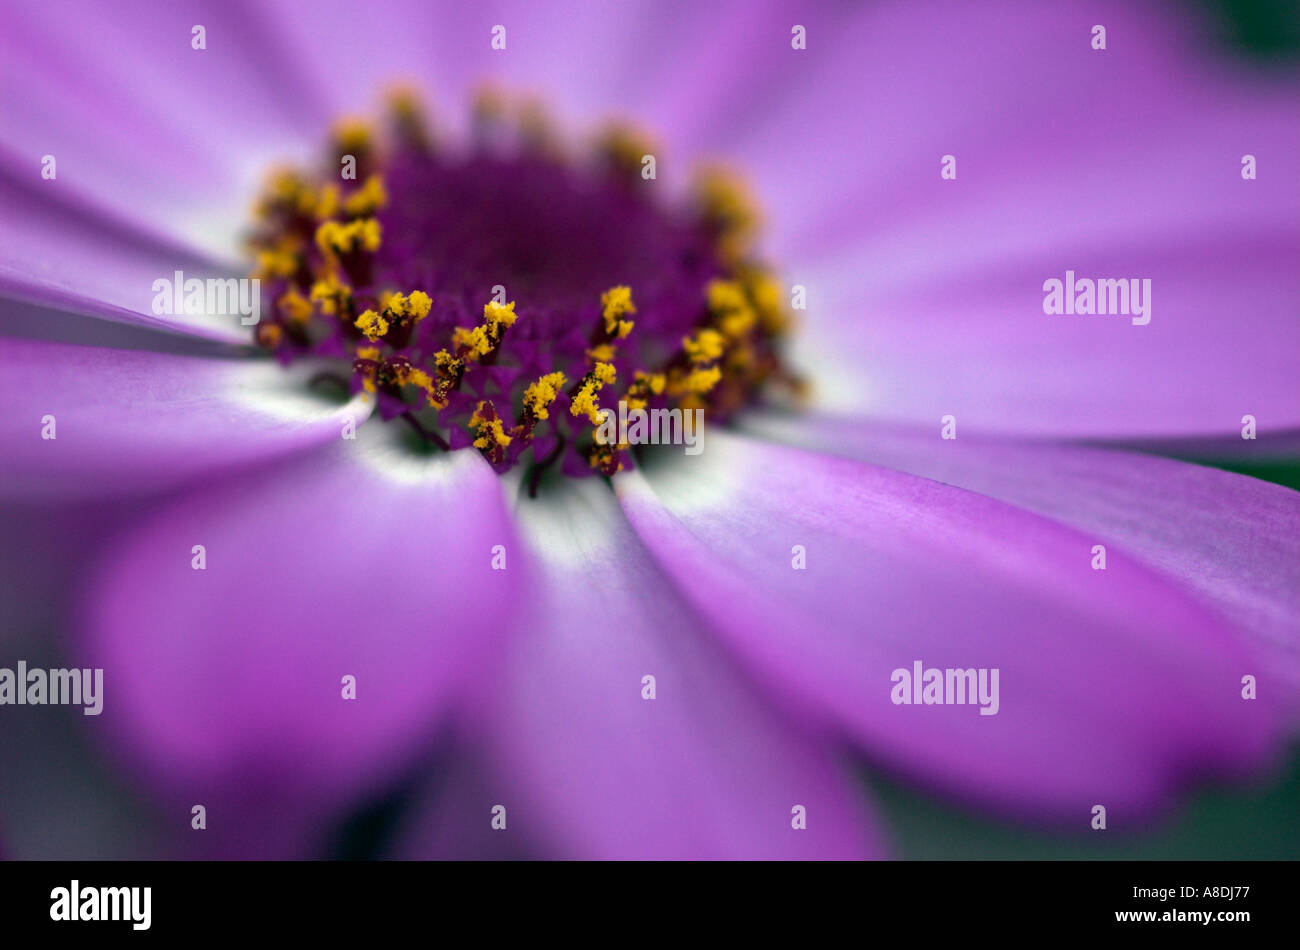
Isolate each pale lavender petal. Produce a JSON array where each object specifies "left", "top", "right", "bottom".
[
  {"left": 616, "top": 433, "right": 1287, "bottom": 824},
  {"left": 466, "top": 477, "right": 882, "bottom": 858},
  {"left": 0, "top": 336, "right": 370, "bottom": 501},
  {"left": 0, "top": 0, "right": 327, "bottom": 255},
  {"left": 744, "top": 412, "right": 1300, "bottom": 711},
  {"left": 78, "top": 430, "right": 521, "bottom": 857},
  {"left": 0, "top": 164, "right": 255, "bottom": 342},
  {"left": 716, "top": 0, "right": 1300, "bottom": 438},
  {"left": 262, "top": 0, "right": 822, "bottom": 159}
]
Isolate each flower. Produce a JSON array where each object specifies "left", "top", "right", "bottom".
[{"left": 0, "top": 0, "right": 1296, "bottom": 860}]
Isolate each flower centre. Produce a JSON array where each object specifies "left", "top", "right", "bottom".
[{"left": 245, "top": 87, "right": 800, "bottom": 486}]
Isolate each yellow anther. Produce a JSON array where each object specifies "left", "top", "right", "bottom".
[
  {"left": 332, "top": 116, "right": 372, "bottom": 152},
  {"left": 707, "top": 279, "right": 748, "bottom": 314},
  {"left": 638, "top": 371, "right": 666, "bottom": 395},
  {"left": 454, "top": 300, "right": 518, "bottom": 361},
  {"left": 483, "top": 300, "right": 518, "bottom": 331},
  {"left": 310, "top": 272, "right": 351, "bottom": 315},
  {"left": 587, "top": 444, "right": 625, "bottom": 475},
  {"left": 406, "top": 290, "right": 432, "bottom": 318},
  {"left": 694, "top": 165, "right": 761, "bottom": 258},
  {"left": 315, "top": 218, "right": 381, "bottom": 256},
  {"left": 600, "top": 285, "right": 636, "bottom": 338},
  {"left": 344, "top": 175, "right": 388, "bottom": 217},
  {"left": 523, "top": 371, "right": 567, "bottom": 421},
  {"left": 355, "top": 308, "right": 389, "bottom": 341},
  {"left": 255, "top": 247, "right": 298, "bottom": 280},
  {"left": 387, "top": 290, "right": 433, "bottom": 320},
  {"left": 390, "top": 362, "right": 439, "bottom": 405},
  {"left": 470, "top": 402, "right": 512, "bottom": 450},
  {"left": 720, "top": 308, "right": 756, "bottom": 338},
  {"left": 666, "top": 364, "right": 723, "bottom": 400},
  {"left": 404, "top": 367, "right": 433, "bottom": 390},
  {"left": 354, "top": 344, "right": 381, "bottom": 393},
  {"left": 684, "top": 365, "right": 722, "bottom": 393},
  {"left": 745, "top": 270, "right": 790, "bottom": 333},
  {"left": 586, "top": 343, "right": 616, "bottom": 363},
  {"left": 359, "top": 218, "right": 382, "bottom": 251},
  {"left": 254, "top": 168, "right": 314, "bottom": 220},
  {"left": 314, "top": 221, "right": 343, "bottom": 256},
  {"left": 706, "top": 278, "right": 757, "bottom": 338},
  {"left": 277, "top": 288, "right": 313, "bottom": 327},
  {"left": 570, "top": 361, "right": 617, "bottom": 424},
  {"left": 683, "top": 328, "right": 726, "bottom": 364},
  {"left": 453, "top": 325, "right": 491, "bottom": 357},
  {"left": 315, "top": 184, "right": 340, "bottom": 220},
  {"left": 623, "top": 370, "right": 666, "bottom": 410}
]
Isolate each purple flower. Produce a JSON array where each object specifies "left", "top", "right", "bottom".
[{"left": 0, "top": 0, "right": 1296, "bottom": 860}]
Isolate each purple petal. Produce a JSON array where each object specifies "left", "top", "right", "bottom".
[
  {"left": 745, "top": 412, "right": 1300, "bottom": 710},
  {"left": 0, "top": 164, "right": 255, "bottom": 342},
  {"left": 0, "top": 336, "right": 370, "bottom": 501},
  {"left": 466, "top": 477, "right": 882, "bottom": 858},
  {"left": 0, "top": 0, "right": 327, "bottom": 253},
  {"left": 615, "top": 433, "right": 1288, "bottom": 825},
  {"left": 0, "top": 499, "right": 176, "bottom": 858},
  {"left": 722, "top": 1, "right": 1300, "bottom": 438},
  {"left": 77, "top": 430, "right": 521, "bottom": 857}
]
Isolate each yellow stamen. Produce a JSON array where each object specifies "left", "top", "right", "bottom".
[
  {"left": 315, "top": 218, "right": 382, "bottom": 257},
  {"left": 483, "top": 299, "right": 518, "bottom": 332},
  {"left": 277, "top": 288, "right": 313, "bottom": 327},
  {"left": 570, "top": 361, "right": 617, "bottom": 424},
  {"left": 470, "top": 401, "right": 512, "bottom": 450},
  {"left": 344, "top": 175, "right": 388, "bottom": 217},
  {"left": 600, "top": 285, "right": 636, "bottom": 338},
  {"left": 310, "top": 272, "right": 352, "bottom": 315},
  {"left": 706, "top": 279, "right": 757, "bottom": 338},
  {"left": 744, "top": 269, "right": 790, "bottom": 334},
  {"left": 693, "top": 165, "right": 761, "bottom": 262},
  {"left": 624, "top": 370, "right": 666, "bottom": 410},
  {"left": 388, "top": 289, "right": 433, "bottom": 321},
  {"left": 683, "top": 328, "right": 726, "bottom": 364},
  {"left": 255, "top": 247, "right": 298, "bottom": 280},
  {"left": 355, "top": 308, "right": 389, "bottom": 341},
  {"left": 523, "top": 371, "right": 567, "bottom": 421},
  {"left": 332, "top": 116, "right": 372, "bottom": 153}
]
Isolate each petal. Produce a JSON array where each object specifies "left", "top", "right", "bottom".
[
  {"left": 0, "top": 0, "right": 327, "bottom": 256},
  {"left": 77, "top": 427, "right": 522, "bottom": 857},
  {"left": 0, "top": 335, "right": 370, "bottom": 501},
  {"left": 467, "top": 476, "right": 882, "bottom": 858},
  {"left": 0, "top": 499, "right": 174, "bottom": 859},
  {"left": 744, "top": 412, "right": 1300, "bottom": 709},
  {"left": 391, "top": 745, "right": 545, "bottom": 860},
  {"left": 0, "top": 163, "right": 255, "bottom": 342},
  {"left": 615, "top": 433, "right": 1288, "bottom": 825},
  {"left": 721, "top": 1, "right": 1300, "bottom": 437}
]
